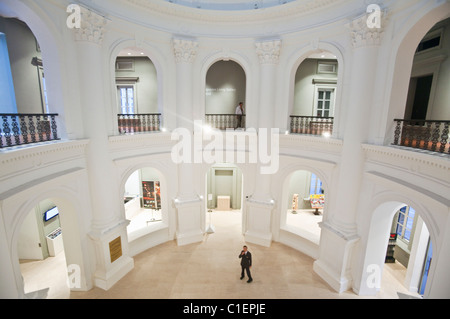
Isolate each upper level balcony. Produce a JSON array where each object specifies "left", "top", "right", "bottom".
[
  {"left": 205, "top": 113, "right": 246, "bottom": 130},
  {"left": 117, "top": 113, "right": 162, "bottom": 134},
  {"left": 0, "top": 113, "right": 60, "bottom": 149},
  {"left": 289, "top": 115, "right": 333, "bottom": 136},
  {"left": 392, "top": 119, "right": 450, "bottom": 155}
]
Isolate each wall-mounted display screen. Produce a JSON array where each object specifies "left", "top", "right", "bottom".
[{"left": 44, "top": 206, "right": 59, "bottom": 221}]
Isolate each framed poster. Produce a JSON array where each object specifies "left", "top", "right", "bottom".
[
  {"left": 310, "top": 194, "right": 325, "bottom": 215},
  {"left": 142, "top": 181, "right": 161, "bottom": 209}
]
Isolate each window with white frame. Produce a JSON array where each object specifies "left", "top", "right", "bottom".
[
  {"left": 396, "top": 206, "right": 416, "bottom": 242},
  {"left": 117, "top": 85, "right": 136, "bottom": 114},
  {"left": 315, "top": 88, "right": 335, "bottom": 117}
]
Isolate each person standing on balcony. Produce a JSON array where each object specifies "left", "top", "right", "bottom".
[{"left": 235, "top": 102, "right": 244, "bottom": 129}]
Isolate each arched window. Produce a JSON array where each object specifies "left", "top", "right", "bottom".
[
  {"left": 290, "top": 51, "right": 338, "bottom": 136},
  {"left": 115, "top": 47, "right": 161, "bottom": 134},
  {"left": 205, "top": 60, "right": 246, "bottom": 130}
]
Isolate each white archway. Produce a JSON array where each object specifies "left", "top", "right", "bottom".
[
  {"left": 5, "top": 179, "right": 92, "bottom": 298},
  {"left": 272, "top": 157, "right": 334, "bottom": 259},
  {"left": 108, "top": 39, "right": 168, "bottom": 134},
  {"left": 353, "top": 191, "right": 440, "bottom": 298},
  {"left": 0, "top": 0, "right": 72, "bottom": 139},
  {"left": 381, "top": 1, "right": 450, "bottom": 143},
  {"left": 116, "top": 158, "right": 176, "bottom": 256},
  {"left": 199, "top": 51, "right": 254, "bottom": 128},
  {"left": 281, "top": 41, "right": 346, "bottom": 138}
]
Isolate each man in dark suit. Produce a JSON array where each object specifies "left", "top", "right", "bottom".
[{"left": 239, "top": 245, "right": 253, "bottom": 283}]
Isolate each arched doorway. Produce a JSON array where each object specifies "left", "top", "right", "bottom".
[
  {"left": 383, "top": 204, "right": 432, "bottom": 298},
  {"left": 115, "top": 47, "right": 162, "bottom": 134},
  {"left": 0, "top": 16, "right": 61, "bottom": 147},
  {"left": 391, "top": 16, "right": 450, "bottom": 153},
  {"left": 11, "top": 191, "right": 90, "bottom": 299},
  {"left": 205, "top": 60, "right": 247, "bottom": 130},
  {"left": 357, "top": 200, "right": 435, "bottom": 298},
  {"left": 204, "top": 163, "right": 244, "bottom": 235},
  {"left": 18, "top": 200, "right": 68, "bottom": 298},
  {"left": 290, "top": 50, "right": 340, "bottom": 137},
  {"left": 281, "top": 169, "right": 326, "bottom": 246},
  {"left": 384, "top": 2, "right": 450, "bottom": 146},
  {"left": 122, "top": 167, "right": 166, "bottom": 241},
  {"left": 0, "top": 0, "right": 71, "bottom": 142}
]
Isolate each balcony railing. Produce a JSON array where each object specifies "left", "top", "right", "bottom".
[
  {"left": 118, "top": 113, "right": 161, "bottom": 134},
  {"left": 290, "top": 115, "right": 334, "bottom": 136},
  {"left": 393, "top": 119, "right": 450, "bottom": 154},
  {"left": 205, "top": 114, "right": 246, "bottom": 130},
  {"left": 0, "top": 113, "right": 60, "bottom": 148}
]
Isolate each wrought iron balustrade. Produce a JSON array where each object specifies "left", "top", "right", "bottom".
[
  {"left": 205, "top": 114, "right": 246, "bottom": 130},
  {"left": 393, "top": 119, "right": 450, "bottom": 154},
  {"left": 0, "top": 113, "right": 60, "bottom": 148},
  {"left": 118, "top": 113, "right": 161, "bottom": 134},
  {"left": 289, "top": 115, "right": 334, "bottom": 136}
]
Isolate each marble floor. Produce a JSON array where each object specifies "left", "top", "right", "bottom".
[{"left": 20, "top": 210, "right": 422, "bottom": 299}]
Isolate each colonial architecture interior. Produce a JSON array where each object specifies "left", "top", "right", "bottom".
[{"left": 0, "top": 0, "right": 449, "bottom": 300}]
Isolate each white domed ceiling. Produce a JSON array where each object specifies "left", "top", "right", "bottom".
[{"left": 164, "top": 0, "right": 296, "bottom": 11}]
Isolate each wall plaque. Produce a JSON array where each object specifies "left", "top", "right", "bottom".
[{"left": 109, "top": 236, "right": 122, "bottom": 263}]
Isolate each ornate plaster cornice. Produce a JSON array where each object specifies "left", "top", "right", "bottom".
[
  {"left": 73, "top": 6, "right": 108, "bottom": 44},
  {"left": 347, "top": 9, "right": 388, "bottom": 48},
  {"left": 255, "top": 39, "right": 281, "bottom": 64},
  {"left": 172, "top": 38, "right": 199, "bottom": 63},
  {"left": 125, "top": 0, "right": 343, "bottom": 24}
]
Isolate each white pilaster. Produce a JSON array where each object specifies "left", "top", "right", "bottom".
[
  {"left": 242, "top": 39, "right": 282, "bottom": 247},
  {"left": 314, "top": 12, "right": 386, "bottom": 293},
  {"left": 74, "top": 6, "right": 133, "bottom": 289},
  {"left": 172, "top": 37, "right": 204, "bottom": 245}
]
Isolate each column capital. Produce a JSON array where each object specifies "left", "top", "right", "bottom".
[
  {"left": 172, "top": 38, "right": 199, "bottom": 63},
  {"left": 255, "top": 39, "right": 282, "bottom": 64},
  {"left": 73, "top": 6, "right": 108, "bottom": 45},
  {"left": 348, "top": 9, "right": 388, "bottom": 48}
]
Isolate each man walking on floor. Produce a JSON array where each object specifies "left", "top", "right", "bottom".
[{"left": 239, "top": 245, "right": 253, "bottom": 283}]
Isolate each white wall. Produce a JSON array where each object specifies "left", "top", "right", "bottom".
[
  {"left": 286, "top": 170, "right": 311, "bottom": 209},
  {"left": 293, "top": 58, "right": 338, "bottom": 116},
  {"left": 0, "top": 17, "right": 43, "bottom": 113},
  {"left": 406, "top": 17, "right": 450, "bottom": 120},
  {"left": 205, "top": 60, "right": 246, "bottom": 114},
  {"left": 17, "top": 209, "right": 43, "bottom": 260},
  {"left": 115, "top": 56, "right": 158, "bottom": 114},
  {"left": 0, "top": 0, "right": 449, "bottom": 299}
]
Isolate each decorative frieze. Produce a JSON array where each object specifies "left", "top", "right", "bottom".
[
  {"left": 348, "top": 9, "right": 387, "bottom": 48},
  {"left": 73, "top": 7, "right": 108, "bottom": 45},
  {"left": 255, "top": 39, "right": 281, "bottom": 64},
  {"left": 362, "top": 143, "right": 450, "bottom": 188},
  {"left": 172, "top": 38, "right": 198, "bottom": 63},
  {"left": 126, "top": 0, "right": 340, "bottom": 24}
]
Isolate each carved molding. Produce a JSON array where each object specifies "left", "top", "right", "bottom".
[
  {"left": 255, "top": 39, "right": 281, "bottom": 64},
  {"left": 172, "top": 38, "right": 199, "bottom": 63},
  {"left": 348, "top": 11, "right": 388, "bottom": 48},
  {"left": 0, "top": 140, "right": 89, "bottom": 187},
  {"left": 73, "top": 7, "right": 108, "bottom": 44},
  {"left": 125, "top": 0, "right": 340, "bottom": 24}
]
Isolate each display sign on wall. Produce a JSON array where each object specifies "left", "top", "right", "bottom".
[
  {"left": 109, "top": 236, "right": 122, "bottom": 263},
  {"left": 142, "top": 181, "right": 161, "bottom": 209}
]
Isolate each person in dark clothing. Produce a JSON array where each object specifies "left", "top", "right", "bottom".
[{"left": 239, "top": 245, "right": 253, "bottom": 283}]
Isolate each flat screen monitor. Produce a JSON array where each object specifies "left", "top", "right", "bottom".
[{"left": 44, "top": 206, "right": 59, "bottom": 222}]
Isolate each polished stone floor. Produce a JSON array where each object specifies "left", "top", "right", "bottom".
[{"left": 20, "top": 210, "right": 422, "bottom": 299}]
